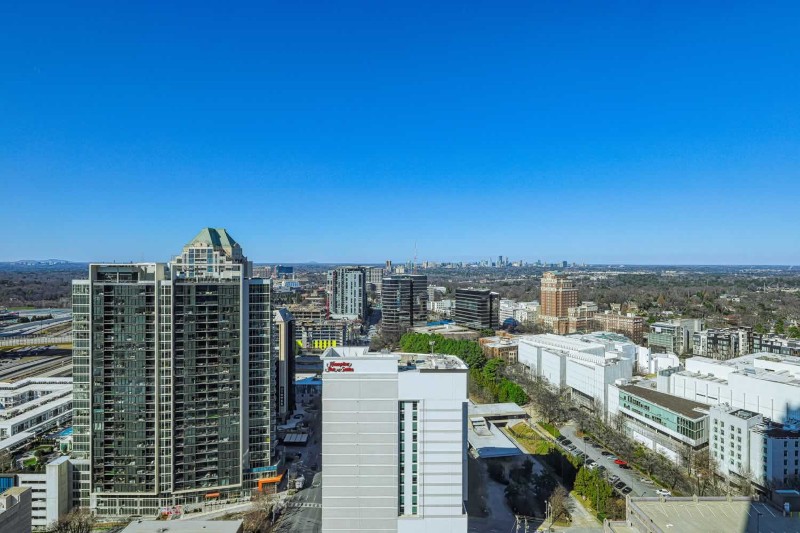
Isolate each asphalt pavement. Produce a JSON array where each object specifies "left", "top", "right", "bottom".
[{"left": 559, "top": 423, "right": 656, "bottom": 498}]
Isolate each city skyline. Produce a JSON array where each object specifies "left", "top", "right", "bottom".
[{"left": 3, "top": 2, "right": 799, "bottom": 264}]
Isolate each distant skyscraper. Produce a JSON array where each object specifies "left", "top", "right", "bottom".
[
  {"left": 454, "top": 288, "right": 500, "bottom": 330},
  {"left": 538, "top": 271, "right": 579, "bottom": 334},
  {"left": 381, "top": 274, "right": 428, "bottom": 337},
  {"left": 321, "top": 347, "right": 468, "bottom": 533},
  {"left": 72, "top": 228, "right": 279, "bottom": 518},
  {"left": 327, "top": 267, "right": 368, "bottom": 321}
]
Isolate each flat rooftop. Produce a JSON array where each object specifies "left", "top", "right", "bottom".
[
  {"left": 469, "top": 401, "right": 528, "bottom": 419},
  {"left": 121, "top": 520, "right": 243, "bottom": 533},
  {"left": 467, "top": 418, "right": 522, "bottom": 459},
  {"left": 322, "top": 347, "right": 468, "bottom": 370},
  {"left": 628, "top": 497, "right": 789, "bottom": 533},
  {"left": 619, "top": 384, "right": 710, "bottom": 419}
]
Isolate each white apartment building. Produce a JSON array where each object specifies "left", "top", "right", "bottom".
[
  {"left": 321, "top": 346, "right": 468, "bottom": 533},
  {"left": 709, "top": 404, "right": 800, "bottom": 489},
  {"left": 0, "top": 378, "right": 72, "bottom": 453},
  {"left": 657, "top": 353, "right": 800, "bottom": 423},
  {"left": 518, "top": 334, "right": 634, "bottom": 414}
]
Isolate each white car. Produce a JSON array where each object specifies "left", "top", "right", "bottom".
[{"left": 656, "top": 489, "right": 672, "bottom": 497}]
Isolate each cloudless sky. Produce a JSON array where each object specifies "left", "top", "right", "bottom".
[{"left": 1, "top": 1, "right": 799, "bottom": 264}]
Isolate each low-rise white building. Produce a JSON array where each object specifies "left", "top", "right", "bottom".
[
  {"left": 636, "top": 350, "right": 680, "bottom": 375},
  {"left": 518, "top": 334, "right": 634, "bottom": 415},
  {"left": 499, "top": 300, "right": 539, "bottom": 325},
  {"left": 16, "top": 455, "right": 74, "bottom": 530},
  {"left": 657, "top": 353, "right": 800, "bottom": 423},
  {"left": 0, "top": 378, "right": 72, "bottom": 452},
  {"left": 321, "top": 346, "right": 468, "bottom": 533}
]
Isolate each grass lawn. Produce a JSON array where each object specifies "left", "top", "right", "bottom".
[{"left": 504, "top": 422, "right": 553, "bottom": 455}]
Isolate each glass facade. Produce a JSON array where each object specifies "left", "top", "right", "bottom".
[
  {"left": 619, "top": 390, "right": 705, "bottom": 441},
  {"left": 76, "top": 230, "right": 277, "bottom": 518}
]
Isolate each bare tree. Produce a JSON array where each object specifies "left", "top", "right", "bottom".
[
  {"left": 48, "top": 508, "right": 95, "bottom": 533},
  {"left": 548, "top": 485, "right": 571, "bottom": 523},
  {"left": 243, "top": 491, "right": 278, "bottom": 533}
]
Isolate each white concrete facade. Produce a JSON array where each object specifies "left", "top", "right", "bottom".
[
  {"left": 321, "top": 347, "right": 468, "bottom": 533},
  {"left": 518, "top": 334, "right": 634, "bottom": 414},
  {"left": 16, "top": 456, "right": 73, "bottom": 530},
  {"left": 658, "top": 353, "right": 800, "bottom": 423}
]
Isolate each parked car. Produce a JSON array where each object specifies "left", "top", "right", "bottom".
[
  {"left": 606, "top": 455, "right": 617, "bottom": 461},
  {"left": 601, "top": 451, "right": 613, "bottom": 456},
  {"left": 609, "top": 475, "right": 620, "bottom": 483},
  {"left": 582, "top": 436, "right": 592, "bottom": 441},
  {"left": 640, "top": 478, "right": 654, "bottom": 484},
  {"left": 562, "top": 439, "right": 573, "bottom": 447},
  {"left": 556, "top": 435, "right": 566, "bottom": 442},
  {"left": 622, "top": 487, "right": 633, "bottom": 495},
  {"left": 615, "top": 481, "right": 626, "bottom": 489},
  {"left": 656, "top": 489, "right": 672, "bottom": 497},
  {"left": 567, "top": 445, "right": 577, "bottom": 452}
]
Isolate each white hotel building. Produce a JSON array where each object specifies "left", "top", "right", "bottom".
[
  {"left": 517, "top": 333, "right": 634, "bottom": 414},
  {"left": 321, "top": 346, "right": 468, "bottom": 533}
]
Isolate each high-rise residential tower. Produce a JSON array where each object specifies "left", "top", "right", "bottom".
[
  {"left": 321, "top": 346, "right": 468, "bottom": 533},
  {"left": 538, "top": 271, "right": 578, "bottom": 334},
  {"left": 274, "top": 308, "right": 296, "bottom": 422},
  {"left": 71, "top": 229, "right": 279, "bottom": 518},
  {"left": 326, "top": 267, "right": 368, "bottom": 321},
  {"left": 381, "top": 274, "right": 428, "bottom": 337}
]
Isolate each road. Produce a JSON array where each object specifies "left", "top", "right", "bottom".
[{"left": 559, "top": 423, "right": 655, "bottom": 498}]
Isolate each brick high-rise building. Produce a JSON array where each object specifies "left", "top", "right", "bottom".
[{"left": 538, "top": 271, "right": 578, "bottom": 334}]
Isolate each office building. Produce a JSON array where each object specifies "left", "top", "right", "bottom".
[
  {"left": 592, "top": 311, "right": 645, "bottom": 344},
  {"left": 692, "top": 327, "right": 753, "bottom": 360},
  {"left": 518, "top": 334, "right": 633, "bottom": 415},
  {"left": 709, "top": 404, "right": 800, "bottom": 490},
  {"left": 321, "top": 346, "right": 468, "bottom": 533},
  {"left": 647, "top": 318, "right": 704, "bottom": 355},
  {"left": 538, "top": 272, "right": 578, "bottom": 334},
  {"left": 274, "top": 309, "right": 296, "bottom": 422},
  {"left": 0, "top": 486, "right": 31, "bottom": 533},
  {"left": 454, "top": 288, "right": 500, "bottom": 331},
  {"left": 382, "top": 275, "right": 428, "bottom": 337},
  {"left": 327, "top": 267, "right": 368, "bottom": 321},
  {"left": 657, "top": 353, "right": 800, "bottom": 423},
  {"left": 607, "top": 382, "right": 709, "bottom": 464},
  {"left": 72, "top": 228, "right": 280, "bottom": 518}
]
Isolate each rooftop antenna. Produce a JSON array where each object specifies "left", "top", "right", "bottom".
[{"left": 414, "top": 241, "right": 418, "bottom": 274}]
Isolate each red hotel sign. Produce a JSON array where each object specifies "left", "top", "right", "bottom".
[{"left": 326, "top": 361, "right": 354, "bottom": 373}]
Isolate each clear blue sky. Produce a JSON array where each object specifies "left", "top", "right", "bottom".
[{"left": 2, "top": 2, "right": 798, "bottom": 264}]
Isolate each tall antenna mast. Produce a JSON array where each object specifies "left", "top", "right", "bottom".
[{"left": 414, "top": 241, "right": 418, "bottom": 274}]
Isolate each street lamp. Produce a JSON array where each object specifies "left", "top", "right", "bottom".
[{"left": 429, "top": 340, "right": 435, "bottom": 356}]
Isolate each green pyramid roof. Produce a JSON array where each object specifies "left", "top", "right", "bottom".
[{"left": 188, "top": 228, "right": 239, "bottom": 249}]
